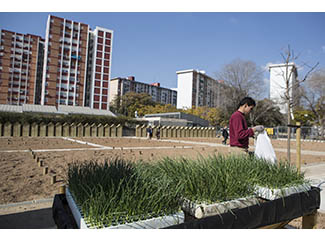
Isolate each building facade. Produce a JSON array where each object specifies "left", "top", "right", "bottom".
[
  {"left": 109, "top": 76, "right": 177, "bottom": 106},
  {"left": 176, "top": 69, "right": 223, "bottom": 109},
  {"left": 41, "top": 15, "right": 113, "bottom": 110},
  {"left": 268, "top": 63, "right": 298, "bottom": 114},
  {"left": 88, "top": 27, "right": 113, "bottom": 110},
  {"left": 0, "top": 29, "right": 44, "bottom": 105}
]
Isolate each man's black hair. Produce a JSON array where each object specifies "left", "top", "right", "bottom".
[{"left": 237, "top": 97, "right": 256, "bottom": 109}]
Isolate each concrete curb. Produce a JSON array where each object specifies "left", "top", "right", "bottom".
[{"left": 0, "top": 198, "right": 53, "bottom": 209}]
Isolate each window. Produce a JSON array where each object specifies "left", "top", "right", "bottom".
[
  {"left": 96, "top": 66, "right": 101, "bottom": 72},
  {"left": 97, "top": 37, "right": 103, "bottom": 44},
  {"left": 104, "top": 60, "right": 109, "bottom": 67},
  {"left": 96, "top": 52, "right": 102, "bottom": 58},
  {"left": 98, "top": 30, "right": 104, "bottom": 37}
]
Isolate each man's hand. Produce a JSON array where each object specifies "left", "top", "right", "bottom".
[{"left": 253, "top": 125, "right": 264, "bottom": 132}]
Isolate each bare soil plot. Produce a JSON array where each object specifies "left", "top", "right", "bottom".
[{"left": 0, "top": 137, "right": 92, "bottom": 151}]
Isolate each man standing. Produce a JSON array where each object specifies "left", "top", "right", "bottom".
[
  {"left": 229, "top": 97, "right": 264, "bottom": 153},
  {"left": 222, "top": 125, "right": 229, "bottom": 145}
]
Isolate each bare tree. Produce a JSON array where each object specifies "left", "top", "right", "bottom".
[
  {"left": 300, "top": 68, "right": 325, "bottom": 138},
  {"left": 215, "top": 59, "right": 265, "bottom": 115},
  {"left": 274, "top": 45, "right": 319, "bottom": 162}
]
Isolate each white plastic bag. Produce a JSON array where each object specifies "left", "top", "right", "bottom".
[{"left": 254, "top": 131, "right": 277, "bottom": 164}]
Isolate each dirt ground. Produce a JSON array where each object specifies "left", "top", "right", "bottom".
[{"left": 0, "top": 136, "right": 324, "bottom": 229}]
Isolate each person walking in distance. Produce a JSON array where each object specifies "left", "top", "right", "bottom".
[
  {"left": 222, "top": 125, "right": 229, "bottom": 145},
  {"left": 229, "top": 97, "right": 264, "bottom": 153}
]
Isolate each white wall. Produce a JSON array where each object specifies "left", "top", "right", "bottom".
[
  {"left": 109, "top": 79, "right": 119, "bottom": 103},
  {"left": 176, "top": 72, "right": 193, "bottom": 109},
  {"left": 269, "top": 64, "right": 297, "bottom": 114}
]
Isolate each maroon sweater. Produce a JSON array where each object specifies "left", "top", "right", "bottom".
[{"left": 229, "top": 110, "right": 254, "bottom": 148}]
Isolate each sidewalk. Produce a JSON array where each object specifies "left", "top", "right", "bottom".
[
  {"left": 0, "top": 199, "right": 56, "bottom": 229},
  {"left": 301, "top": 162, "right": 325, "bottom": 213}
]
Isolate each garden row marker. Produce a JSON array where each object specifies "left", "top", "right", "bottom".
[
  {"left": 51, "top": 175, "right": 56, "bottom": 185},
  {"left": 43, "top": 166, "right": 48, "bottom": 175},
  {"left": 59, "top": 185, "right": 66, "bottom": 195},
  {"left": 296, "top": 122, "right": 301, "bottom": 173}
]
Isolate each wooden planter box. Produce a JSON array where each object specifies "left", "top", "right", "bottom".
[{"left": 65, "top": 188, "right": 184, "bottom": 229}]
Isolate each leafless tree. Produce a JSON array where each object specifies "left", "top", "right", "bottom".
[
  {"left": 274, "top": 45, "right": 319, "bottom": 162},
  {"left": 215, "top": 59, "right": 265, "bottom": 114},
  {"left": 300, "top": 68, "right": 325, "bottom": 138}
]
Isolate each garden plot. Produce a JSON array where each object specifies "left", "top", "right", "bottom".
[
  {"left": 0, "top": 137, "right": 93, "bottom": 151},
  {"left": 74, "top": 137, "right": 189, "bottom": 148}
]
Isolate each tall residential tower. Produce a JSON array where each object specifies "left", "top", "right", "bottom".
[
  {"left": 40, "top": 15, "right": 113, "bottom": 110},
  {"left": 0, "top": 29, "right": 44, "bottom": 105}
]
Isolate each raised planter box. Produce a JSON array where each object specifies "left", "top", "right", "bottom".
[
  {"left": 66, "top": 188, "right": 184, "bottom": 229},
  {"left": 181, "top": 196, "right": 260, "bottom": 219},
  {"left": 254, "top": 183, "right": 311, "bottom": 200}
]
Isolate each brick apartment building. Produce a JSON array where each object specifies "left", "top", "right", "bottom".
[
  {"left": 109, "top": 76, "right": 177, "bottom": 106},
  {"left": 41, "top": 15, "right": 113, "bottom": 110},
  {"left": 0, "top": 29, "right": 44, "bottom": 105},
  {"left": 0, "top": 14, "right": 113, "bottom": 110}
]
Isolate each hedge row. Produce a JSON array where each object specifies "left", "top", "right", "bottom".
[{"left": 0, "top": 112, "right": 145, "bottom": 127}]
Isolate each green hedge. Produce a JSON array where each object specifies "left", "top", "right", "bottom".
[{"left": 0, "top": 112, "right": 145, "bottom": 127}]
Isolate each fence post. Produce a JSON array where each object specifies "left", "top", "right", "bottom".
[
  {"left": 31, "top": 123, "right": 38, "bottom": 137},
  {"left": 91, "top": 123, "right": 97, "bottom": 137},
  {"left": 97, "top": 124, "right": 103, "bottom": 137},
  {"left": 116, "top": 124, "right": 123, "bottom": 137},
  {"left": 55, "top": 123, "right": 62, "bottom": 137},
  {"left": 39, "top": 122, "right": 47, "bottom": 137},
  {"left": 110, "top": 124, "right": 117, "bottom": 137},
  {"left": 296, "top": 122, "right": 301, "bottom": 173},
  {"left": 3, "top": 122, "right": 12, "bottom": 137},
  {"left": 47, "top": 122, "right": 55, "bottom": 137},
  {"left": 84, "top": 123, "right": 90, "bottom": 137},
  {"left": 76, "top": 123, "right": 83, "bottom": 137},
  {"left": 62, "top": 123, "right": 70, "bottom": 137},
  {"left": 103, "top": 124, "right": 110, "bottom": 137},
  {"left": 13, "top": 122, "right": 21, "bottom": 137},
  {"left": 70, "top": 123, "right": 77, "bottom": 137}
]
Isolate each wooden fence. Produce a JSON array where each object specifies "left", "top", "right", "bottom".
[
  {"left": 0, "top": 122, "right": 123, "bottom": 138},
  {"left": 135, "top": 125, "right": 216, "bottom": 138}
]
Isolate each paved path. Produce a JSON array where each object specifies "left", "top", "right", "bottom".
[{"left": 301, "top": 162, "right": 325, "bottom": 212}]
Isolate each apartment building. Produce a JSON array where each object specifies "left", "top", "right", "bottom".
[
  {"left": 268, "top": 63, "right": 298, "bottom": 114},
  {"left": 176, "top": 69, "right": 224, "bottom": 109},
  {"left": 41, "top": 15, "right": 113, "bottom": 110},
  {"left": 109, "top": 76, "right": 177, "bottom": 106},
  {"left": 0, "top": 29, "right": 44, "bottom": 105},
  {"left": 87, "top": 27, "right": 113, "bottom": 110}
]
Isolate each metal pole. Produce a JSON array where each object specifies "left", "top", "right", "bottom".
[{"left": 296, "top": 122, "right": 301, "bottom": 173}]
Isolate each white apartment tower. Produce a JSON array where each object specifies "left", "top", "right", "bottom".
[
  {"left": 268, "top": 63, "right": 298, "bottom": 114},
  {"left": 176, "top": 69, "right": 223, "bottom": 109}
]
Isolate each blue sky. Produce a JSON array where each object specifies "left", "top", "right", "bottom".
[{"left": 1, "top": 9, "right": 325, "bottom": 99}]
